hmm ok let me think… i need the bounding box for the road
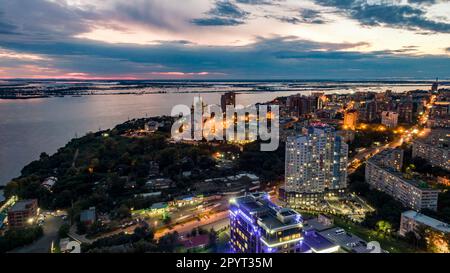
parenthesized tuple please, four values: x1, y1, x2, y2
(10, 215, 63, 253)
(200, 216, 230, 232)
(154, 210, 229, 239)
(348, 94, 435, 175)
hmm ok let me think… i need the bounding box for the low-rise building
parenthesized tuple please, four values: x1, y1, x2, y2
(145, 178, 174, 190)
(180, 234, 210, 251)
(427, 117, 450, 128)
(144, 120, 160, 132)
(437, 176, 450, 186)
(7, 199, 39, 229)
(80, 207, 96, 226)
(319, 227, 375, 253)
(150, 202, 168, 214)
(171, 195, 204, 207)
(41, 177, 57, 191)
(399, 210, 450, 237)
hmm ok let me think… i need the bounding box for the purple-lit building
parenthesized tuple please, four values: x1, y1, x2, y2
(229, 192, 339, 253)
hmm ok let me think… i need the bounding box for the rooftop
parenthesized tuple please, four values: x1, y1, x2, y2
(80, 207, 96, 222)
(232, 192, 302, 231)
(303, 230, 339, 253)
(402, 210, 450, 233)
(180, 234, 210, 249)
(150, 202, 168, 210)
(9, 199, 37, 212)
(319, 227, 372, 253)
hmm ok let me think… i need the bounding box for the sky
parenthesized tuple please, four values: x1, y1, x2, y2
(0, 0, 449, 80)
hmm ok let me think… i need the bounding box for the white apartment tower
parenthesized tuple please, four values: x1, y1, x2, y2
(284, 124, 348, 206)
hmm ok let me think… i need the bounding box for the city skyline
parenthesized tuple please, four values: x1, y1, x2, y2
(0, 0, 449, 257)
(0, 0, 450, 80)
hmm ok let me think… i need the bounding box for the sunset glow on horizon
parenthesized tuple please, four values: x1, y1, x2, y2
(0, 0, 449, 79)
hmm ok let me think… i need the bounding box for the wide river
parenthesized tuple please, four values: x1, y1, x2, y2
(0, 83, 437, 187)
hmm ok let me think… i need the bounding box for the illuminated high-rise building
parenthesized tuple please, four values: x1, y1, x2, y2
(287, 95, 318, 118)
(398, 101, 414, 123)
(431, 78, 439, 92)
(359, 100, 377, 122)
(283, 124, 348, 207)
(229, 192, 339, 253)
(343, 109, 358, 130)
(220, 92, 236, 113)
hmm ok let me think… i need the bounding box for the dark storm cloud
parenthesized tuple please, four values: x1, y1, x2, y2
(314, 0, 450, 33)
(192, 0, 249, 26)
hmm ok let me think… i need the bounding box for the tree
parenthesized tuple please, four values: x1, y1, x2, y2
(425, 229, 450, 253)
(376, 220, 392, 236)
(208, 228, 218, 251)
(133, 239, 157, 253)
(115, 204, 131, 220)
(157, 232, 180, 252)
(190, 228, 198, 237)
(59, 223, 71, 238)
(76, 221, 87, 235)
(0, 227, 43, 253)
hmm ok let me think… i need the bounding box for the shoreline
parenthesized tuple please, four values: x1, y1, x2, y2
(0, 86, 440, 186)
(0, 87, 443, 100)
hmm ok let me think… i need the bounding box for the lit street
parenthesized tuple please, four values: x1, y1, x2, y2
(155, 210, 229, 239)
(9, 215, 63, 253)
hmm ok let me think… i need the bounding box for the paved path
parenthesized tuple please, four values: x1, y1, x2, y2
(10, 215, 63, 253)
(155, 211, 229, 239)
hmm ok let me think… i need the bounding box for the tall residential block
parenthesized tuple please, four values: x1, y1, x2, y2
(366, 149, 439, 211)
(284, 124, 348, 207)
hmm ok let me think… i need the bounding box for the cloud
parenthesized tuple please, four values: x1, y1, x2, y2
(0, 11, 19, 35)
(0, 1, 448, 79)
(1, 35, 448, 79)
(191, 17, 245, 26)
(407, 0, 437, 4)
(314, 0, 450, 33)
(192, 0, 249, 26)
(110, 0, 189, 31)
(272, 9, 328, 25)
(0, 0, 193, 41)
(236, 0, 278, 4)
(0, 0, 97, 40)
(0, 48, 49, 61)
